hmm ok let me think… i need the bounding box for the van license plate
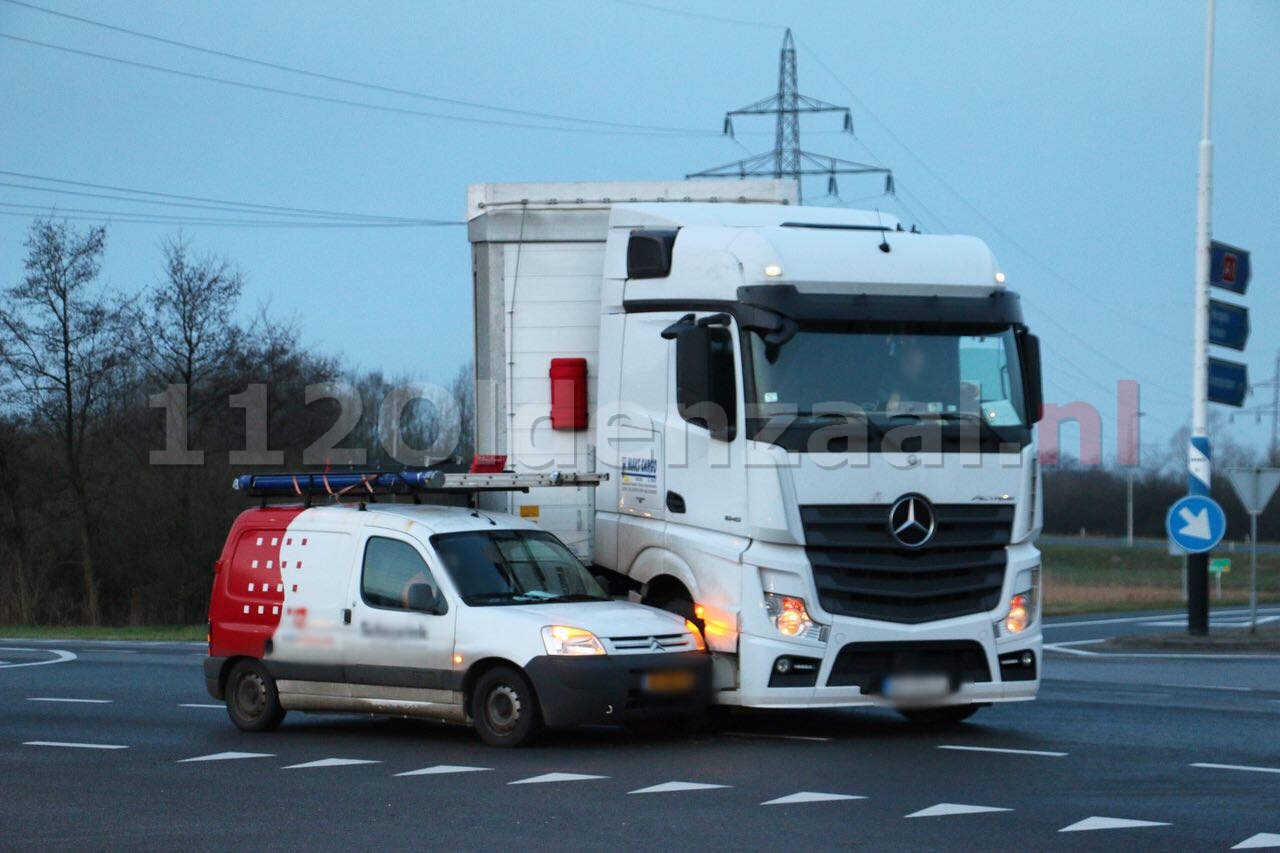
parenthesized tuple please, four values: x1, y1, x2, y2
(644, 670, 696, 694)
(883, 674, 951, 700)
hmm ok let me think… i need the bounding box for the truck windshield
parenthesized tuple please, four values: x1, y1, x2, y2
(747, 323, 1029, 451)
(431, 530, 608, 606)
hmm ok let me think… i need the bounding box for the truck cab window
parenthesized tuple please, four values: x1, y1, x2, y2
(361, 537, 443, 612)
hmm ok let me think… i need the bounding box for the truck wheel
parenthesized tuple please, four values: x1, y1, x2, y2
(472, 666, 542, 748)
(225, 659, 286, 732)
(899, 704, 980, 726)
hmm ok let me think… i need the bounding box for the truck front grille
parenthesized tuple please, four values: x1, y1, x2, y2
(801, 503, 1013, 624)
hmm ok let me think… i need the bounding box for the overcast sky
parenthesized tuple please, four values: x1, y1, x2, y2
(1, 0, 1275, 466)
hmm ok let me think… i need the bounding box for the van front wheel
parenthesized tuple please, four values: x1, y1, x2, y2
(472, 666, 541, 748)
(226, 659, 286, 732)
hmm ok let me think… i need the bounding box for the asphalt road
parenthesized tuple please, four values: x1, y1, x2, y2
(3, 608, 1278, 852)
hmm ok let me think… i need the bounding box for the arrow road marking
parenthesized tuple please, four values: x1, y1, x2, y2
(906, 803, 1012, 818)
(1234, 833, 1280, 850)
(508, 772, 608, 785)
(179, 752, 274, 763)
(24, 741, 127, 750)
(1192, 763, 1280, 775)
(629, 781, 730, 794)
(762, 792, 865, 805)
(282, 758, 379, 769)
(1060, 817, 1170, 832)
(1178, 507, 1212, 540)
(396, 765, 492, 777)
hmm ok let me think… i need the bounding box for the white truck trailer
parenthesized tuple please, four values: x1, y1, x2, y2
(468, 179, 1044, 723)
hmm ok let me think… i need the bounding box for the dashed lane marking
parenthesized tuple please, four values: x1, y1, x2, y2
(906, 803, 1011, 818)
(282, 758, 379, 769)
(26, 697, 112, 704)
(179, 752, 274, 763)
(0, 648, 76, 669)
(1060, 817, 1170, 832)
(509, 773, 608, 785)
(1159, 684, 1255, 692)
(1192, 762, 1280, 775)
(937, 745, 1068, 757)
(762, 792, 865, 805)
(179, 703, 223, 709)
(723, 731, 831, 743)
(629, 781, 730, 794)
(396, 765, 492, 777)
(23, 741, 127, 750)
(1234, 833, 1280, 850)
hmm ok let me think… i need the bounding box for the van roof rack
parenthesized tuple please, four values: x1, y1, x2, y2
(233, 470, 607, 507)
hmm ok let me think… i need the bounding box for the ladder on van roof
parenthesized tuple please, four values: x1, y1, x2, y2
(232, 470, 607, 506)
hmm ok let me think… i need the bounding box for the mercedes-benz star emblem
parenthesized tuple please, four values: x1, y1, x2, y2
(889, 495, 936, 548)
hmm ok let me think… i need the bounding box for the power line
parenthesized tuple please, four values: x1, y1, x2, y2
(0, 0, 716, 137)
(608, 0, 783, 30)
(0, 201, 461, 229)
(0, 32, 712, 139)
(0, 170, 454, 223)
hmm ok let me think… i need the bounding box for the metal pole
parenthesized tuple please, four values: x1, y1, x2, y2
(1127, 468, 1135, 547)
(1187, 0, 1215, 636)
(1250, 511, 1258, 633)
(1272, 350, 1279, 465)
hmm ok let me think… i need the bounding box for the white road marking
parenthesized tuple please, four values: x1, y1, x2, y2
(937, 745, 1068, 757)
(906, 803, 1012, 818)
(179, 752, 274, 763)
(1234, 832, 1280, 850)
(24, 741, 127, 750)
(762, 791, 865, 805)
(629, 781, 730, 794)
(1159, 684, 1254, 692)
(1044, 640, 1280, 661)
(1047, 607, 1280, 629)
(0, 648, 77, 669)
(724, 731, 831, 743)
(26, 697, 112, 704)
(396, 765, 492, 777)
(508, 772, 608, 785)
(179, 703, 224, 709)
(1191, 762, 1280, 775)
(1059, 816, 1169, 832)
(282, 758, 379, 769)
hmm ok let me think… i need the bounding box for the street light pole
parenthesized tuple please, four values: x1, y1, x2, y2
(1126, 411, 1146, 547)
(1186, 0, 1215, 636)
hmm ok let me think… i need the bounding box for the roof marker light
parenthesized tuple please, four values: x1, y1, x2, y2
(995, 271, 1006, 284)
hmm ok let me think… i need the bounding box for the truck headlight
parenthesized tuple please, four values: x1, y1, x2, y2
(541, 625, 606, 656)
(998, 568, 1040, 635)
(764, 593, 823, 641)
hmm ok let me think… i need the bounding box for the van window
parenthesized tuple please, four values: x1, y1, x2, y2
(361, 537, 444, 612)
(431, 530, 607, 606)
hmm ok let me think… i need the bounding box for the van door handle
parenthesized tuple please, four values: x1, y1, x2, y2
(342, 608, 352, 625)
(666, 491, 686, 514)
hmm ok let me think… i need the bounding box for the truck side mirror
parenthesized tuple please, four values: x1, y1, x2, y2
(1019, 332, 1043, 424)
(405, 583, 443, 614)
(674, 324, 737, 442)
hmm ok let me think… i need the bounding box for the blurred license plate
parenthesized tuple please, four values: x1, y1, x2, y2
(644, 670, 696, 694)
(883, 674, 951, 700)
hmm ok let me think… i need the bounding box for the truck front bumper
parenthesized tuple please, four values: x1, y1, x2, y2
(723, 619, 1040, 709)
(523, 650, 710, 728)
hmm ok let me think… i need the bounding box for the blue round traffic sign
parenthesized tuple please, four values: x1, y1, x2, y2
(1166, 495, 1227, 553)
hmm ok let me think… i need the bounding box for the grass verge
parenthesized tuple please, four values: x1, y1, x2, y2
(0, 625, 205, 642)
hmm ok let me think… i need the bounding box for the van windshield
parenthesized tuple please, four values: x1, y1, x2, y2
(431, 530, 608, 606)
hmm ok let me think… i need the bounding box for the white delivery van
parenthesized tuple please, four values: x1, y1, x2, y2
(204, 471, 709, 747)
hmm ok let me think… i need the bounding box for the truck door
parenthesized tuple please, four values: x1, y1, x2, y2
(343, 532, 459, 706)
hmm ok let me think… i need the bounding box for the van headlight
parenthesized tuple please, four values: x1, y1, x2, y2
(542, 625, 606, 656)
(764, 593, 823, 641)
(998, 567, 1040, 635)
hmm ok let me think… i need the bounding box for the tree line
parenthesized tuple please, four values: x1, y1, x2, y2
(0, 220, 473, 626)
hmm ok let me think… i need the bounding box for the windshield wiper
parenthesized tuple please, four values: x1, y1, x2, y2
(465, 591, 539, 604)
(541, 593, 609, 603)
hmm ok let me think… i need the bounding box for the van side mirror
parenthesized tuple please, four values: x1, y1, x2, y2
(1019, 331, 1043, 424)
(673, 323, 737, 442)
(405, 583, 443, 614)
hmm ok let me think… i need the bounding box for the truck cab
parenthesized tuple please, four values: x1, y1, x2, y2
(205, 473, 709, 746)
(470, 181, 1043, 723)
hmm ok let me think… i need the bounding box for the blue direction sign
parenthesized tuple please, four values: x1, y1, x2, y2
(1167, 495, 1226, 553)
(1210, 241, 1251, 295)
(1207, 357, 1249, 407)
(1208, 299, 1250, 351)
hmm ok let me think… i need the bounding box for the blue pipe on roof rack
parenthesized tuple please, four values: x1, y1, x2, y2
(232, 470, 445, 497)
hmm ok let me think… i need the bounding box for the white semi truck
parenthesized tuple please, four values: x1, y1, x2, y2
(468, 179, 1044, 723)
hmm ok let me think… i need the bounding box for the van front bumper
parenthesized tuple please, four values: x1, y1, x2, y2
(523, 651, 710, 728)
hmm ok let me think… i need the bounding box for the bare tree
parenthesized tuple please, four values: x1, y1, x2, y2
(0, 220, 130, 624)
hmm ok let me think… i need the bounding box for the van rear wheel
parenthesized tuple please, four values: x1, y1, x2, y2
(226, 659, 286, 732)
(472, 666, 541, 748)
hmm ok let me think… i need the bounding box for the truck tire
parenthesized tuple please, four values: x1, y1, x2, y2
(898, 704, 981, 726)
(225, 659, 286, 732)
(472, 666, 542, 748)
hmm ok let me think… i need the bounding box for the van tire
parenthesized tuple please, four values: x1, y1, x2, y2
(898, 704, 980, 726)
(472, 666, 541, 748)
(225, 659, 286, 732)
